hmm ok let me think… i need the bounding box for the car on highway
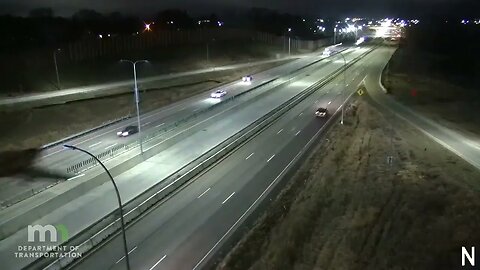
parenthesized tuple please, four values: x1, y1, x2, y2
(117, 125, 139, 137)
(242, 75, 253, 82)
(210, 90, 227, 98)
(315, 107, 328, 117)
(322, 49, 331, 57)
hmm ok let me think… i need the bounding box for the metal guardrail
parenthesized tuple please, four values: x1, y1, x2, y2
(64, 49, 350, 175)
(28, 47, 375, 270)
(1, 48, 343, 211)
(41, 47, 344, 152)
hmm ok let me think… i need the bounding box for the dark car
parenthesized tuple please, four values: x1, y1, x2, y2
(315, 107, 328, 117)
(117, 125, 139, 137)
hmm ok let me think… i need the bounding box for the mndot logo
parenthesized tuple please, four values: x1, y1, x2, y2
(28, 224, 69, 243)
(15, 224, 80, 259)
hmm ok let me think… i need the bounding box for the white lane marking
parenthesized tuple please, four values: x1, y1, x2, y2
(156, 123, 165, 128)
(67, 174, 85, 181)
(295, 130, 301, 136)
(245, 153, 254, 160)
(148, 254, 167, 270)
(222, 192, 235, 204)
(142, 122, 151, 126)
(198, 188, 211, 199)
(277, 129, 283, 134)
(88, 141, 102, 148)
(193, 108, 201, 112)
(192, 147, 302, 270)
(42, 149, 63, 158)
(327, 101, 332, 105)
(115, 246, 137, 264)
(299, 112, 303, 116)
(267, 154, 275, 162)
(105, 143, 118, 150)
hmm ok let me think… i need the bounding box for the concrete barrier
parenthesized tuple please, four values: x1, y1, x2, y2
(28, 47, 376, 270)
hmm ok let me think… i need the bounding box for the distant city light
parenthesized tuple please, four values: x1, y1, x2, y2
(144, 23, 152, 32)
(98, 34, 103, 39)
(217, 21, 224, 27)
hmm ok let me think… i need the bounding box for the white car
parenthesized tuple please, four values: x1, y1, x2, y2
(322, 49, 331, 57)
(210, 90, 227, 98)
(242, 75, 253, 82)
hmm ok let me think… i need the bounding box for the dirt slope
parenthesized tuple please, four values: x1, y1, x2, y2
(219, 96, 480, 270)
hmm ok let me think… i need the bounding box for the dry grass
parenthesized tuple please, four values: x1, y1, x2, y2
(0, 62, 285, 151)
(219, 97, 480, 270)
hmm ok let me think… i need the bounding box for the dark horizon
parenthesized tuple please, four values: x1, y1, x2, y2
(1, 0, 479, 19)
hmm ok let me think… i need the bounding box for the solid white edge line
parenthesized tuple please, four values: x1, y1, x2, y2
(148, 254, 167, 270)
(198, 188, 211, 199)
(245, 153, 254, 160)
(267, 154, 275, 162)
(156, 123, 165, 128)
(67, 174, 85, 181)
(192, 63, 362, 269)
(277, 129, 283, 134)
(295, 130, 301, 136)
(222, 192, 235, 204)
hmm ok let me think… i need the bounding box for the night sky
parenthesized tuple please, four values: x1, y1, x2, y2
(0, 0, 479, 18)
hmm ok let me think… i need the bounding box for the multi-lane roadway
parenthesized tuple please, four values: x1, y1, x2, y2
(0, 44, 372, 269)
(0, 48, 346, 205)
(72, 45, 379, 270)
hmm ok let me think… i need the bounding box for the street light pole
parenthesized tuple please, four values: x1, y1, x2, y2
(63, 144, 131, 270)
(333, 26, 337, 44)
(53, 49, 61, 89)
(337, 52, 347, 125)
(121, 59, 148, 154)
(287, 28, 292, 56)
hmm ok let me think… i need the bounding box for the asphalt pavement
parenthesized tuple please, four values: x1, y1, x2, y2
(71, 47, 377, 270)
(0, 48, 347, 205)
(364, 47, 480, 170)
(0, 46, 371, 269)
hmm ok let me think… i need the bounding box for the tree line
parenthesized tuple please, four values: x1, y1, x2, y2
(0, 7, 328, 52)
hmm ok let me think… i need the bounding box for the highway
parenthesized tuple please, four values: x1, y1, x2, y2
(0, 47, 344, 205)
(0, 55, 308, 107)
(0, 46, 371, 269)
(364, 47, 480, 170)
(70, 47, 379, 270)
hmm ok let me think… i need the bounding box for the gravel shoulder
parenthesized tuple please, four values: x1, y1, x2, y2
(218, 96, 480, 270)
